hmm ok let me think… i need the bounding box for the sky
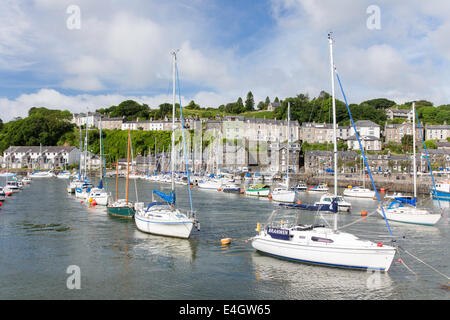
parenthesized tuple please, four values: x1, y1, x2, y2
(0, 0, 449, 122)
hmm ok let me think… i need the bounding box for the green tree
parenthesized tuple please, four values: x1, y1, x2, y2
(257, 101, 265, 110)
(186, 100, 200, 110)
(360, 98, 396, 109)
(401, 134, 413, 152)
(264, 96, 271, 108)
(245, 91, 255, 112)
(424, 140, 438, 149)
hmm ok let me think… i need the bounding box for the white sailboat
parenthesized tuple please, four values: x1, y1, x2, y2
(377, 102, 441, 226)
(251, 34, 396, 271)
(272, 102, 296, 203)
(134, 50, 199, 239)
(87, 118, 110, 206)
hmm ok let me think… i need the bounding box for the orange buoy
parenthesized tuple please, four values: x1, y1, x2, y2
(296, 200, 302, 205)
(80, 201, 84, 204)
(217, 188, 222, 192)
(377, 242, 383, 247)
(361, 210, 368, 216)
(268, 194, 272, 199)
(220, 238, 231, 245)
(380, 188, 385, 193)
(92, 201, 97, 206)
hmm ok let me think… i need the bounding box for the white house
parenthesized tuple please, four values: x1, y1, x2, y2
(72, 112, 102, 128)
(3, 146, 80, 169)
(425, 123, 450, 141)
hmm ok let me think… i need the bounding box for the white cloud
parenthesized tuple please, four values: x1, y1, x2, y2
(0, 0, 449, 123)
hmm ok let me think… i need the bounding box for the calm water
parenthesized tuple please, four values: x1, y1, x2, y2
(0, 177, 449, 300)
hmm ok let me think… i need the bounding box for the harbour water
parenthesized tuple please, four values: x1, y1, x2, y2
(0, 178, 448, 300)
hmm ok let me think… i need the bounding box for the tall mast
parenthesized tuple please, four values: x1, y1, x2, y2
(84, 126, 87, 178)
(78, 125, 82, 179)
(413, 102, 417, 200)
(287, 101, 290, 188)
(99, 118, 103, 181)
(126, 128, 130, 205)
(328, 33, 338, 231)
(115, 156, 118, 202)
(171, 51, 177, 192)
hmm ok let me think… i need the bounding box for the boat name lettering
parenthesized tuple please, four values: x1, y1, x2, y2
(267, 227, 290, 240)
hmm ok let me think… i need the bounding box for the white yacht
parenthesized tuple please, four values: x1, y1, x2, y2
(343, 186, 375, 199)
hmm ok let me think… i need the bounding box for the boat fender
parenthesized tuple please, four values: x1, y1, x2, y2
(256, 223, 260, 232)
(377, 243, 383, 247)
(361, 210, 368, 216)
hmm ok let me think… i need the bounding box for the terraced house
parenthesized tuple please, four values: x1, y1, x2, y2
(2, 146, 80, 169)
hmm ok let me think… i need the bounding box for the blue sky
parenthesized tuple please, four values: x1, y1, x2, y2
(0, 0, 449, 121)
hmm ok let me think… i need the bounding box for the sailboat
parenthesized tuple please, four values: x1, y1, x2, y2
(107, 128, 135, 217)
(87, 119, 110, 206)
(134, 50, 199, 239)
(271, 102, 296, 203)
(376, 102, 441, 226)
(251, 34, 396, 271)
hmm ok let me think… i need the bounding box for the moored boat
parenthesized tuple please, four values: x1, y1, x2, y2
(245, 184, 270, 197)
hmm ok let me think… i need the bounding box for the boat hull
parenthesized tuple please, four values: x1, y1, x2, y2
(430, 190, 450, 201)
(252, 235, 395, 271)
(272, 191, 296, 203)
(343, 189, 375, 198)
(134, 214, 193, 239)
(107, 206, 135, 217)
(245, 189, 270, 197)
(377, 208, 441, 226)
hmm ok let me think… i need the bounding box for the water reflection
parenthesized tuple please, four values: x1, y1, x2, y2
(132, 230, 198, 265)
(251, 252, 394, 300)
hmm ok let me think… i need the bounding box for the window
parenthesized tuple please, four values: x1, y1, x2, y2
(311, 236, 333, 243)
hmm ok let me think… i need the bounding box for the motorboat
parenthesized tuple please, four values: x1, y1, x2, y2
(291, 182, 307, 191)
(57, 171, 71, 179)
(343, 186, 375, 199)
(245, 184, 270, 197)
(29, 171, 55, 178)
(5, 181, 20, 193)
(222, 183, 241, 193)
(307, 184, 329, 193)
(315, 194, 351, 212)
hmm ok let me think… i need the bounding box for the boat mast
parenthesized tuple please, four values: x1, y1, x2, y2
(78, 125, 82, 179)
(99, 118, 103, 181)
(84, 120, 88, 179)
(287, 101, 290, 188)
(115, 155, 118, 202)
(171, 51, 177, 193)
(329, 33, 338, 231)
(126, 128, 130, 205)
(412, 101, 417, 200)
